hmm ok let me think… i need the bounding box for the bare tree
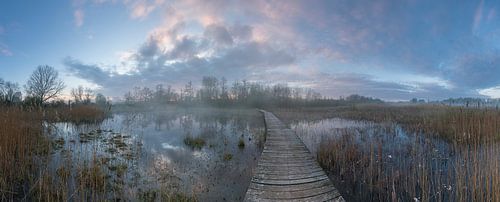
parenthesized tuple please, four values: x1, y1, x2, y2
(183, 81, 194, 102)
(84, 88, 94, 103)
(71, 86, 84, 103)
(201, 76, 219, 101)
(0, 78, 5, 101)
(220, 77, 228, 101)
(3, 82, 21, 103)
(25, 65, 65, 105)
(0, 77, 22, 104)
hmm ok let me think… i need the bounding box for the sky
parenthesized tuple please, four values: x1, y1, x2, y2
(1, 0, 500, 101)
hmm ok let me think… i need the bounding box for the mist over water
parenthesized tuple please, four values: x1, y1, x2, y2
(48, 107, 265, 201)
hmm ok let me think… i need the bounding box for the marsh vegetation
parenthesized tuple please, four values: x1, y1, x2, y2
(3, 66, 500, 201)
(274, 104, 500, 201)
(0, 106, 265, 201)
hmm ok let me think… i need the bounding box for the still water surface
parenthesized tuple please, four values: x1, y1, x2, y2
(49, 107, 265, 201)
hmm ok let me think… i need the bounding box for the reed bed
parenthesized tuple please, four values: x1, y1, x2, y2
(274, 104, 500, 144)
(277, 105, 500, 201)
(45, 105, 108, 124)
(0, 105, 196, 201)
(0, 106, 112, 201)
(0, 107, 48, 200)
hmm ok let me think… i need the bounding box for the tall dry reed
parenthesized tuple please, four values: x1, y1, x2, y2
(279, 105, 500, 201)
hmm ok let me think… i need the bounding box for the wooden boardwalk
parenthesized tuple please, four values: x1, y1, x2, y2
(244, 111, 344, 202)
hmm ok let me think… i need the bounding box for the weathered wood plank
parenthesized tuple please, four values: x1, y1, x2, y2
(249, 179, 331, 191)
(244, 110, 344, 202)
(253, 170, 327, 180)
(247, 185, 341, 200)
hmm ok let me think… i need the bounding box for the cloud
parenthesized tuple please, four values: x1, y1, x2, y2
(130, 0, 165, 19)
(318, 75, 478, 101)
(74, 9, 85, 27)
(65, 0, 500, 100)
(250, 71, 479, 101)
(131, 2, 155, 19)
(473, 0, 484, 33)
(64, 57, 110, 82)
(204, 24, 233, 46)
(65, 21, 296, 96)
(0, 43, 13, 56)
(443, 52, 500, 89)
(72, 0, 165, 20)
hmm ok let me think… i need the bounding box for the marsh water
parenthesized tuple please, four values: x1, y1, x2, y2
(44, 108, 500, 201)
(288, 118, 500, 201)
(47, 107, 265, 201)
(291, 118, 452, 159)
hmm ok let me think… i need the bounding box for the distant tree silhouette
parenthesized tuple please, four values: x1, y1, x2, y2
(71, 85, 85, 103)
(25, 65, 65, 105)
(118, 76, 384, 108)
(0, 79, 21, 104)
(95, 93, 108, 107)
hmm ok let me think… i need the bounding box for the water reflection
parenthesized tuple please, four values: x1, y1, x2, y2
(290, 118, 500, 201)
(50, 107, 265, 201)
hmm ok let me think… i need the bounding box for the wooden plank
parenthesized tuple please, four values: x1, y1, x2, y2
(251, 175, 330, 185)
(244, 110, 344, 202)
(249, 178, 332, 191)
(255, 167, 323, 175)
(253, 170, 327, 180)
(248, 185, 341, 200)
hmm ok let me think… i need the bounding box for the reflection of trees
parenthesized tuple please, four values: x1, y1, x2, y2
(231, 115, 249, 136)
(180, 113, 194, 135)
(188, 109, 266, 147)
(154, 111, 178, 131)
(121, 112, 139, 130)
(194, 110, 221, 140)
(119, 108, 266, 148)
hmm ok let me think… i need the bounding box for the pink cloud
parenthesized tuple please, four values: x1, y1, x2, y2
(0, 44, 13, 56)
(74, 9, 84, 27)
(473, 0, 484, 33)
(130, 0, 165, 19)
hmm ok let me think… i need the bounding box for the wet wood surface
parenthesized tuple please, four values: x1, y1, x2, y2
(244, 110, 344, 202)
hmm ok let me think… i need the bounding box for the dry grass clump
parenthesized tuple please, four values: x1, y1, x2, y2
(183, 136, 206, 149)
(45, 105, 108, 124)
(238, 138, 245, 148)
(138, 187, 198, 202)
(75, 157, 108, 200)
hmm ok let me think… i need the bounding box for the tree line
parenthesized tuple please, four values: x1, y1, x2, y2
(122, 76, 383, 107)
(1, 66, 382, 109)
(0, 65, 109, 108)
